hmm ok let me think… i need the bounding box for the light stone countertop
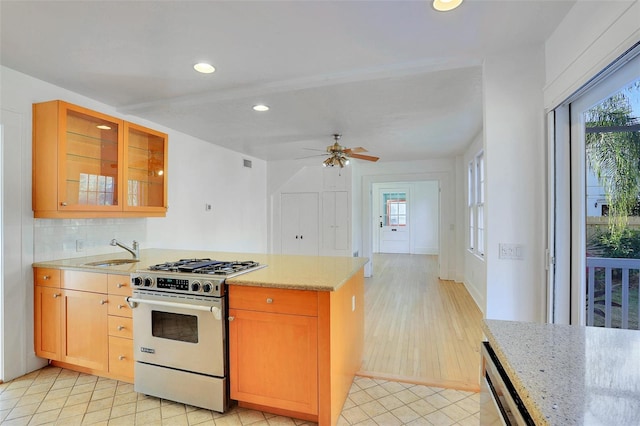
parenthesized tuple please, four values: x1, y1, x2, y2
(33, 248, 368, 291)
(483, 319, 640, 426)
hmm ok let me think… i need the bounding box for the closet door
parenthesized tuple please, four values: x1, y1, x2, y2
(322, 191, 350, 255)
(281, 193, 319, 255)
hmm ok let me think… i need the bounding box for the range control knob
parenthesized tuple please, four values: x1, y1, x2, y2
(143, 277, 153, 287)
(191, 281, 201, 292)
(202, 282, 213, 293)
(132, 276, 143, 287)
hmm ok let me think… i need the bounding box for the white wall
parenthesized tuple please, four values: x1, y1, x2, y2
(483, 46, 547, 323)
(0, 66, 268, 381)
(459, 132, 486, 313)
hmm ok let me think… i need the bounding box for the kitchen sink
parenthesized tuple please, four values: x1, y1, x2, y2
(84, 259, 140, 267)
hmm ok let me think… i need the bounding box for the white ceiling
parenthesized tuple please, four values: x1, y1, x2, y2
(0, 0, 576, 162)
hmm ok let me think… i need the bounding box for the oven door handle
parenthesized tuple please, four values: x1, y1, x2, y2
(126, 297, 222, 320)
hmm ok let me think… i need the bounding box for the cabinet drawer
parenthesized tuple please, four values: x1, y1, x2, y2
(229, 286, 318, 316)
(109, 336, 133, 378)
(108, 274, 132, 296)
(108, 316, 133, 339)
(34, 268, 61, 288)
(108, 294, 132, 318)
(63, 270, 108, 293)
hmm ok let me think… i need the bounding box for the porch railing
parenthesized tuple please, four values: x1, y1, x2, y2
(586, 257, 640, 329)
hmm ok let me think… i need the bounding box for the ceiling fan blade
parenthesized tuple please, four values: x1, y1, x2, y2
(302, 148, 326, 152)
(344, 146, 368, 153)
(348, 153, 379, 162)
(296, 154, 328, 159)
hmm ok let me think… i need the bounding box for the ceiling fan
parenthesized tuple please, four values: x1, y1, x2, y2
(311, 134, 379, 168)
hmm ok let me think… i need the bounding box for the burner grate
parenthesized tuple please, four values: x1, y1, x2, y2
(148, 259, 261, 275)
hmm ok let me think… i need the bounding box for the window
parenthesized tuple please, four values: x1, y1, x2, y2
(477, 153, 485, 256)
(468, 152, 485, 256)
(383, 192, 407, 226)
(468, 161, 474, 250)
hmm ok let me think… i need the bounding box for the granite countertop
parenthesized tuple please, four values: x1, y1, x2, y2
(483, 319, 640, 426)
(33, 248, 368, 291)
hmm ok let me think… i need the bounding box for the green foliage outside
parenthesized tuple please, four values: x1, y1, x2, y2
(585, 81, 640, 242)
(585, 80, 640, 329)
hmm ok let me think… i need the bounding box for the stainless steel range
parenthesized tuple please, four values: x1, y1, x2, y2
(128, 258, 265, 412)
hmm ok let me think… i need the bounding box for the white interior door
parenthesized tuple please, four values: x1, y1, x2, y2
(377, 189, 410, 253)
(281, 192, 319, 255)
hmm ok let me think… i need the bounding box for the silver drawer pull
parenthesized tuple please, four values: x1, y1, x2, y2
(117, 325, 125, 331)
(60, 202, 67, 207)
(53, 293, 60, 298)
(118, 304, 125, 309)
(118, 355, 125, 361)
(228, 316, 235, 321)
(117, 283, 126, 288)
(42, 275, 50, 280)
(100, 300, 107, 305)
(266, 298, 273, 304)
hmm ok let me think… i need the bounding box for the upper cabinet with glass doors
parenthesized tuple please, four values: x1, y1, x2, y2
(33, 100, 168, 218)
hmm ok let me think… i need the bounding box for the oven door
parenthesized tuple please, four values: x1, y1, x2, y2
(128, 290, 225, 377)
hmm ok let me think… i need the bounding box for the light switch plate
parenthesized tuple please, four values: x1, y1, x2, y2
(499, 243, 524, 260)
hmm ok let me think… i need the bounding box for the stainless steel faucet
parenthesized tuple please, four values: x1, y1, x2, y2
(111, 239, 139, 259)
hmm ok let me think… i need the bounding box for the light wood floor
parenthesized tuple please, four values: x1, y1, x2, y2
(358, 253, 483, 392)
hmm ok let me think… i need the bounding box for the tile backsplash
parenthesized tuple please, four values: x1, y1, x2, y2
(34, 218, 147, 262)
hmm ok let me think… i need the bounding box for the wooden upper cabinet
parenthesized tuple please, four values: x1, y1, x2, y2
(123, 122, 168, 213)
(32, 100, 167, 218)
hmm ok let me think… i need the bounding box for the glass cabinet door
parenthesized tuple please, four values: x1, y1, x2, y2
(61, 106, 123, 211)
(124, 122, 167, 212)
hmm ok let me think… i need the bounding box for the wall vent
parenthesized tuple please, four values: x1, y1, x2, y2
(243, 159, 252, 168)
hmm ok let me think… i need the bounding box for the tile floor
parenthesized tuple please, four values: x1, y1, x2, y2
(0, 367, 480, 425)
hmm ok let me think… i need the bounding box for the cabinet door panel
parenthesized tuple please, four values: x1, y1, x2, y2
(62, 289, 109, 370)
(34, 286, 62, 360)
(123, 122, 168, 212)
(229, 309, 318, 415)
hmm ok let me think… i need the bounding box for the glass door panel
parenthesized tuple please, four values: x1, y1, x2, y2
(124, 123, 167, 211)
(582, 78, 640, 330)
(63, 108, 120, 209)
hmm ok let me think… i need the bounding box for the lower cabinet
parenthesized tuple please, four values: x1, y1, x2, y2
(228, 270, 365, 426)
(33, 268, 134, 383)
(229, 285, 322, 421)
(229, 308, 318, 415)
(34, 285, 62, 360)
(61, 288, 109, 371)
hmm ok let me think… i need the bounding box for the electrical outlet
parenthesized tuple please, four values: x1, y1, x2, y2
(499, 243, 524, 260)
(205, 204, 212, 211)
(76, 239, 84, 252)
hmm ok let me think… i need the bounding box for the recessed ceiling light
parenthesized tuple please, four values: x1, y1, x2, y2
(253, 104, 270, 112)
(96, 125, 111, 130)
(194, 63, 216, 74)
(433, 0, 463, 12)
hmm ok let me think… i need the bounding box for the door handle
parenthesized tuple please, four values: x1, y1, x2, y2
(380, 221, 383, 228)
(392, 228, 397, 231)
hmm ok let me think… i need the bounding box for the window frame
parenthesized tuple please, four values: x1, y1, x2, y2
(468, 151, 485, 257)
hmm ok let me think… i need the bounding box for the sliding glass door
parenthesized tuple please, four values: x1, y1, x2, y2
(554, 52, 640, 329)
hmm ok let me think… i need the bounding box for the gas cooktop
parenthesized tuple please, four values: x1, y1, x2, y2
(148, 258, 262, 275)
(132, 258, 266, 297)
